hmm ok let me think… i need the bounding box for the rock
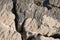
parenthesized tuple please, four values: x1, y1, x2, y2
(49, 0, 60, 7)
(0, 0, 22, 40)
(0, 0, 13, 12)
(40, 36, 60, 40)
(0, 0, 16, 31)
(16, 0, 48, 32)
(14, 0, 60, 40)
(0, 10, 16, 31)
(29, 35, 60, 40)
(0, 21, 22, 40)
(38, 15, 60, 36)
(24, 18, 38, 37)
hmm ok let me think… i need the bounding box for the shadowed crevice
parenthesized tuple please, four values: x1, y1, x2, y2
(12, 0, 19, 31)
(20, 18, 27, 40)
(43, 0, 52, 10)
(50, 34, 60, 39)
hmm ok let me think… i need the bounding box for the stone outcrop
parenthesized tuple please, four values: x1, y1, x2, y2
(0, 0, 60, 40)
(16, 0, 60, 40)
(0, 0, 22, 40)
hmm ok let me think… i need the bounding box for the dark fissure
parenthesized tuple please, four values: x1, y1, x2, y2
(20, 19, 27, 40)
(50, 34, 60, 39)
(43, 0, 52, 10)
(12, 0, 18, 31)
(12, 0, 27, 40)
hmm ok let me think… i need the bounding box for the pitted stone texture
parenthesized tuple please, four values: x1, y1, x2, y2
(0, 22, 22, 40)
(49, 0, 60, 7)
(0, 10, 15, 31)
(0, 0, 15, 31)
(40, 36, 60, 40)
(39, 15, 60, 36)
(16, 0, 48, 31)
(31, 36, 60, 40)
(0, 10, 15, 25)
(0, 0, 13, 11)
(24, 18, 38, 37)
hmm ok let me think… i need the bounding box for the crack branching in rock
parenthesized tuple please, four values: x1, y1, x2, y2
(12, 0, 60, 40)
(20, 19, 27, 40)
(12, 0, 27, 40)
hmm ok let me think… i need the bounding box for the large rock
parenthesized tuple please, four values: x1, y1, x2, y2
(40, 36, 60, 40)
(38, 15, 60, 36)
(24, 18, 38, 38)
(16, 0, 60, 40)
(0, 10, 15, 31)
(0, 0, 13, 11)
(49, 0, 60, 7)
(0, 0, 22, 40)
(0, 21, 22, 40)
(0, 0, 16, 31)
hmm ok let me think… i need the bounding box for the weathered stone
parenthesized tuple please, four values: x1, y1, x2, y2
(0, 0, 22, 40)
(49, 0, 60, 7)
(38, 15, 60, 36)
(14, 0, 60, 40)
(0, 10, 15, 31)
(24, 18, 38, 37)
(0, 0, 16, 31)
(0, 0, 13, 12)
(40, 36, 60, 40)
(30, 35, 60, 40)
(0, 21, 22, 40)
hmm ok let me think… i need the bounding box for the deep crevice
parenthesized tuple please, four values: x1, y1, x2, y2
(12, 0, 18, 31)
(20, 18, 27, 40)
(20, 19, 27, 40)
(35, 1, 41, 6)
(37, 34, 60, 39)
(43, 34, 60, 39)
(43, 0, 52, 10)
(50, 34, 60, 39)
(12, 0, 27, 40)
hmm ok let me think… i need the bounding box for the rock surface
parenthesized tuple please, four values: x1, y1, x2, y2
(0, 0, 60, 40)
(0, 21, 22, 40)
(16, 0, 60, 40)
(0, 0, 22, 40)
(31, 36, 60, 40)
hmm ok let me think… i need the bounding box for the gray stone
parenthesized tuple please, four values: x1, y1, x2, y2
(0, 21, 22, 40)
(0, 0, 13, 12)
(49, 0, 60, 7)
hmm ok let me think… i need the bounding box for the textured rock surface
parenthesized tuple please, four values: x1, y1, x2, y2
(0, 0, 60, 40)
(16, 0, 60, 40)
(0, 21, 22, 40)
(0, 0, 15, 31)
(49, 0, 60, 7)
(0, 0, 22, 40)
(31, 36, 60, 40)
